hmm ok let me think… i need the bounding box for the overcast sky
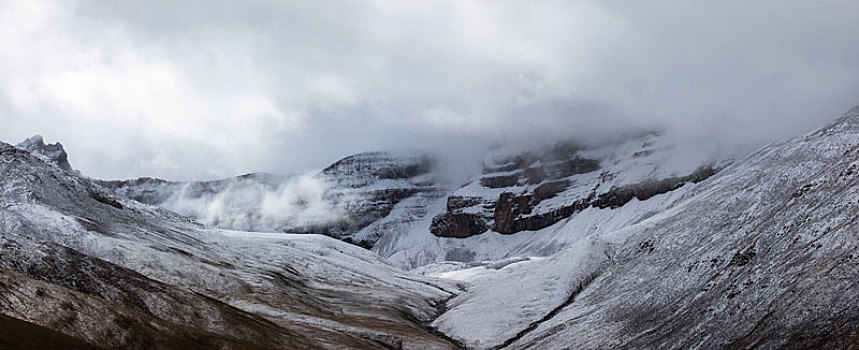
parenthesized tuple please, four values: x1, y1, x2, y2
(2, 0, 859, 180)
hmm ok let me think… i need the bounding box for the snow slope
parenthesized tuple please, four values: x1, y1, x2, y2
(433, 105, 859, 349)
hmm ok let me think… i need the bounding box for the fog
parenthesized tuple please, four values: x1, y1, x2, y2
(159, 173, 361, 232)
(1, 0, 858, 180)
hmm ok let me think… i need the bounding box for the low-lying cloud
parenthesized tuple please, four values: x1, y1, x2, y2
(1, 0, 858, 180)
(162, 173, 360, 232)
(259, 175, 358, 230)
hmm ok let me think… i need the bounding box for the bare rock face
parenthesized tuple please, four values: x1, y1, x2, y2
(430, 212, 489, 238)
(480, 172, 521, 188)
(432, 135, 721, 238)
(493, 194, 590, 234)
(432, 144, 606, 238)
(16, 135, 73, 172)
(493, 166, 717, 234)
(429, 195, 495, 238)
(479, 151, 600, 188)
(591, 165, 718, 209)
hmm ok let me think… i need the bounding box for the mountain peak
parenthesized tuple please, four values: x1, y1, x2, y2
(16, 135, 73, 172)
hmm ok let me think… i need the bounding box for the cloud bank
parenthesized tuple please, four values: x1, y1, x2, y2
(1, 0, 858, 179)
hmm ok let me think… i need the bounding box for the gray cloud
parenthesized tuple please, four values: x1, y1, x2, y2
(1, 0, 858, 180)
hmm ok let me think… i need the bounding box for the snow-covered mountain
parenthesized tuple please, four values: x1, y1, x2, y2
(0, 140, 461, 349)
(5, 105, 859, 349)
(376, 133, 729, 269)
(98, 131, 730, 271)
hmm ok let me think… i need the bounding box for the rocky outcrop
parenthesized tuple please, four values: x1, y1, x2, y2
(494, 196, 590, 234)
(495, 166, 718, 234)
(310, 152, 441, 243)
(432, 137, 721, 238)
(533, 180, 570, 200)
(432, 142, 614, 238)
(16, 135, 73, 172)
(486, 180, 571, 232)
(94, 177, 176, 204)
(430, 196, 495, 238)
(446, 195, 486, 211)
(479, 152, 600, 188)
(591, 165, 718, 209)
(541, 157, 601, 181)
(431, 213, 489, 238)
(435, 164, 720, 237)
(480, 172, 521, 188)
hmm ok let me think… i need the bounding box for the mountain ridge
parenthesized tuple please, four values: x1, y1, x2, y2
(85, 131, 729, 270)
(6, 105, 859, 349)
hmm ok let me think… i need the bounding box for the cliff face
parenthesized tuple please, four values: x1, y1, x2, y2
(430, 144, 609, 238)
(433, 157, 717, 238)
(368, 134, 730, 269)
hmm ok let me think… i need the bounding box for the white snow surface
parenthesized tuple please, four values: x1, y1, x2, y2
(423, 189, 693, 349)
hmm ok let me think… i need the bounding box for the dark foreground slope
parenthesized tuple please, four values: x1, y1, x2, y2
(0, 313, 102, 350)
(0, 143, 460, 349)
